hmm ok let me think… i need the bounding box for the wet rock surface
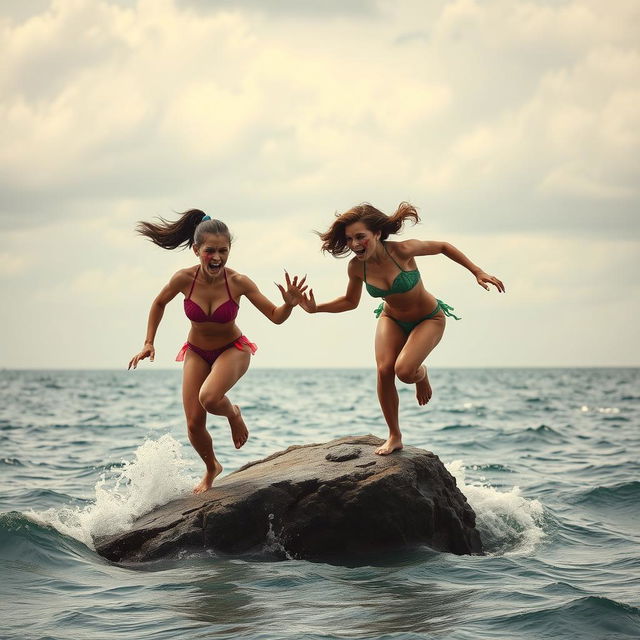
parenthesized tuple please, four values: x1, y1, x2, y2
(94, 435, 483, 562)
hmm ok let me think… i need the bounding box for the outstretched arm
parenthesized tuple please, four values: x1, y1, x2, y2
(300, 260, 363, 313)
(128, 272, 184, 369)
(242, 271, 308, 324)
(400, 239, 505, 293)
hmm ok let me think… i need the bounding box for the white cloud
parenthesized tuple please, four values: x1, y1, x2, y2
(1, 0, 637, 229)
(434, 0, 639, 52)
(0, 252, 27, 276)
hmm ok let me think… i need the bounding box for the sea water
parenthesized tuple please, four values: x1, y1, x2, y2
(1, 368, 638, 639)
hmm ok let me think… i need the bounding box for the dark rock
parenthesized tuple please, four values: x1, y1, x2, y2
(94, 435, 483, 562)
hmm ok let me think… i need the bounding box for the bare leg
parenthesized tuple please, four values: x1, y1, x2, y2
(395, 315, 446, 410)
(373, 316, 407, 455)
(182, 351, 223, 494)
(199, 346, 251, 450)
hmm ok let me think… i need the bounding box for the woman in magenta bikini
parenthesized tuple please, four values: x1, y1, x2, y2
(300, 203, 504, 456)
(128, 210, 306, 493)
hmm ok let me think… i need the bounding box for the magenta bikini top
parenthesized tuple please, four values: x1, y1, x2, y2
(184, 266, 239, 323)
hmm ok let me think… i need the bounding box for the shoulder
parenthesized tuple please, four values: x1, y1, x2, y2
(227, 269, 256, 293)
(170, 265, 198, 283)
(157, 266, 196, 298)
(347, 257, 364, 279)
(388, 239, 423, 259)
(169, 266, 198, 286)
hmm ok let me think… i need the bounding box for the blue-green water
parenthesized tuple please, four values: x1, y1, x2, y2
(1, 368, 639, 639)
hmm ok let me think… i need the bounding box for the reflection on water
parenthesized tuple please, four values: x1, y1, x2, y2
(166, 552, 476, 637)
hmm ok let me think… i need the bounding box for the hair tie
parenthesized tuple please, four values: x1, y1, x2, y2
(201, 214, 211, 222)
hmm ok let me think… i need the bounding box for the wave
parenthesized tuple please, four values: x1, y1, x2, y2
(0, 457, 24, 467)
(574, 481, 640, 509)
(493, 596, 640, 638)
(444, 402, 488, 414)
(503, 424, 569, 445)
(440, 423, 477, 431)
(549, 514, 633, 550)
(29, 435, 196, 549)
(19, 488, 89, 508)
(0, 511, 93, 567)
(445, 460, 545, 555)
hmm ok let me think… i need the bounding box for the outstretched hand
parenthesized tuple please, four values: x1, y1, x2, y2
(128, 344, 155, 370)
(276, 271, 308, 306)
(299, 289, 317, 313)
(476, 271, 505, 293)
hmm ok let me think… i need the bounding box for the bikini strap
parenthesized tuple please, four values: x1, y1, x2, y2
(383, 241, 404, 270)
(223, 268, 233, 299)
(362, 260, 367, 283)
(187, 266, 200, 300)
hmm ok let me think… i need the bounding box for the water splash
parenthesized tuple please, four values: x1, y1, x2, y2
(30, 435, 196, 549)
(263, 513, 294, 560)
(446, 460, 545, 555)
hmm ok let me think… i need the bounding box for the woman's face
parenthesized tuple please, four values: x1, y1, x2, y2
(345, 221, 380, 260)
(193, 233, 230, 277)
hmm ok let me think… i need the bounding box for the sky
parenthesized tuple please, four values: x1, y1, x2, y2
(1, 0, 638, 369)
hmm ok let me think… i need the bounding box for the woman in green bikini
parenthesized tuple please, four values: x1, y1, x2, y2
(300, 202, 504, 455)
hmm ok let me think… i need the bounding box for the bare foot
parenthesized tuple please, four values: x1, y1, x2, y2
(193, 459, 223, 494)
(416, 365, 432, 406)
(375, 435, 404, 455)
(229, 405, 249, 449)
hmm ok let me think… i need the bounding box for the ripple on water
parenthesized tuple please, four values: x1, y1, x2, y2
(1, 368, 639, 640)
(485, 596, 640, 639)
(572, 480, 640, 510)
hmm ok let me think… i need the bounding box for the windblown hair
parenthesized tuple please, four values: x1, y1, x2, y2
(136, 209, 232, 250)
(318, 202, 420, 257)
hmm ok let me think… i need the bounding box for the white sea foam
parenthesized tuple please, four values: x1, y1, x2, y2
(30, 435, 196, 549)
(445, 460, 545, 556)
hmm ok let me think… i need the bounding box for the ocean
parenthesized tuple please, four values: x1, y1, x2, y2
(1, 368, 638, 639)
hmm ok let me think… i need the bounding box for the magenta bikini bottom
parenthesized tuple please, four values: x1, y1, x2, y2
(176, 335, 257, 366)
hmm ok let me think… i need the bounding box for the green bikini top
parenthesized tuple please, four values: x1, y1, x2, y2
(363, 242, 420, 298)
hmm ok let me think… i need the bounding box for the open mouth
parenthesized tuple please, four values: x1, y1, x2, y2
(207, 262, 222, 270)
(353, 248, 366, 257)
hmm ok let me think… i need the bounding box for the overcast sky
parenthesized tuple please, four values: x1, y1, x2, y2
(1, 0, 638, 369)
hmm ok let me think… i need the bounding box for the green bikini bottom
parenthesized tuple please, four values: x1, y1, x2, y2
(374, 299, 461, 335)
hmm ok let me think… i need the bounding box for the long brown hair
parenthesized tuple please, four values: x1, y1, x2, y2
(136, 209, 232, 249)
(318, 202, 420, 257)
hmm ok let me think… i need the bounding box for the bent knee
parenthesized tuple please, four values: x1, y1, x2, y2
(199, 391, 224, 414)
(394, 363, 418, 384)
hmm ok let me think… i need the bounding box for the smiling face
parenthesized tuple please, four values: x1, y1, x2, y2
(193, 233, 230, 277)
(344, 221, 380, 260)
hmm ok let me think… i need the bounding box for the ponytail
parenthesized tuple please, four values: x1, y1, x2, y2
(318, 202, 420, 257)
(136, 209, 232, 249)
